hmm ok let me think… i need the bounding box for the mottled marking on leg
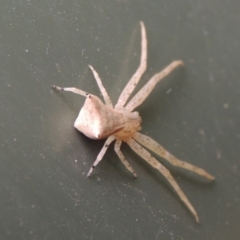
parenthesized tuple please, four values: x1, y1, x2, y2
(116, 21, 147, 108)
(51, 85, 89, 97)
(133, 132, 215, 180)
(127, 138, 199, 222)
(87, 135, 115, 177)
(114, 140, 137, 177)
(88, 65, 113, 108)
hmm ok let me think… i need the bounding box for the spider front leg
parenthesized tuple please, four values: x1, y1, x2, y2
(51, 85, 89, 97)
(88, 65, 113, 108)
(87, 135, 115, 177)
(126, 60, 184, 111)
(127, 138, 199, 222)
(114, 140, 137, 177)
(115, 21, 147, 108)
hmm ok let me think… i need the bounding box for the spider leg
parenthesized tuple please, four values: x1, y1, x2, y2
(114, 140, 137, 177)
(51, 85, 88, 97)
(126, 60, 183, 111)
(133, 132, 215, 180)
(88, 65, 113, 108)
(127, 138, 199, 222)
(115, 21, 147, 108)
(87, 135, 115, 177)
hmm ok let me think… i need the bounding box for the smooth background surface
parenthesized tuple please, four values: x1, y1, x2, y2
(1, 0, 239, 239)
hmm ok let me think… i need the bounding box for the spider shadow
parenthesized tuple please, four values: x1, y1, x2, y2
(52, 89, 85, 114)
(137, 68, 186, 121)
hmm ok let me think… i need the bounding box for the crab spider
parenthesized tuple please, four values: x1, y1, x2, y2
(52, 22, 215, 222)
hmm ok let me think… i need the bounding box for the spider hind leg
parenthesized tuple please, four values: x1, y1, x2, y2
(87, 135, 115, 177)
(114, 140, 137, 177)
(127, 138, 200, 222)
(133, 132, 215, 180)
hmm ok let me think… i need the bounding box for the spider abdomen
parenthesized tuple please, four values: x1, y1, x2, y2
(74, 95, 124, 139)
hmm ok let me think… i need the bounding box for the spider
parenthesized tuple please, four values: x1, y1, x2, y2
(52, 22, 214, 222)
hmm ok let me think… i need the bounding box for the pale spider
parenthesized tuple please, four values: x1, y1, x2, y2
(52, 22, 214, 222)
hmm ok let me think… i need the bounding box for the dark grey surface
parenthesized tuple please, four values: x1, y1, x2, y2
(1, 0, 239, 239)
